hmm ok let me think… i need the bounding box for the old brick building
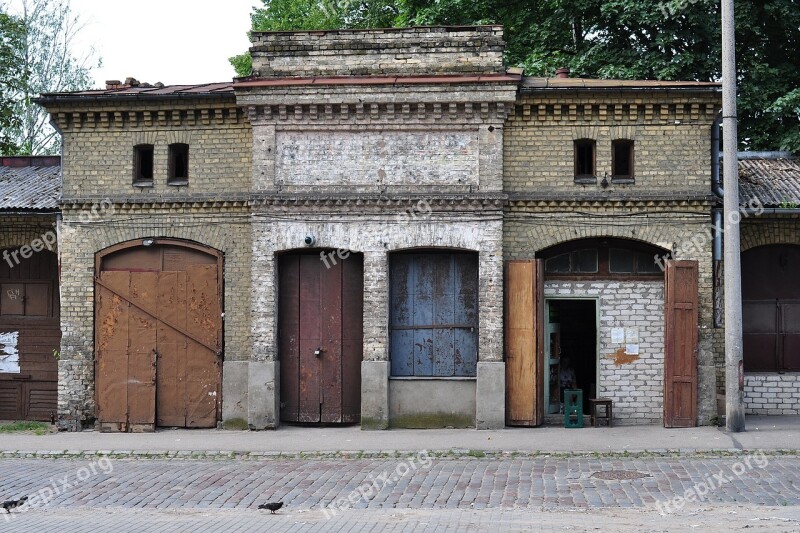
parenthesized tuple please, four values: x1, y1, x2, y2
(0, 156, 62, 422)
(33, 26, 797, 431)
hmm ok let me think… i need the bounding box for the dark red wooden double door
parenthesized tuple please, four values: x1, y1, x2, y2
(278, 252, 363, 424)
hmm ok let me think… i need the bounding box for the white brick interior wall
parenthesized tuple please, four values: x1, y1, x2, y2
(744, 374, 800, 415)
(544, 280, 665, 424)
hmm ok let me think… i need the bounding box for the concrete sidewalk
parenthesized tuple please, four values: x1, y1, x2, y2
(0, 416, 797, 456)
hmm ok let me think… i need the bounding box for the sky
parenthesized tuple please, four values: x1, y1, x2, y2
(38, 0, 261, 88)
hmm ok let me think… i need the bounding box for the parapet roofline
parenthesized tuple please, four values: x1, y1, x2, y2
(250, 24, 503, 36)
(234, 74, 522, 88)
(522, 77, 721, 91)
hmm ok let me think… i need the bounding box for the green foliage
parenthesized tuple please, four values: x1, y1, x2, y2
(233, 0, 800, 152)
(229, 52, 253, 78)
(0, 11, 25, 155)
(2, 0, 99, 155)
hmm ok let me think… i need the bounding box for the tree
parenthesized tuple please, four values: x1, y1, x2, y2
(2, 0, 99, 155)
(233, 0, 800, 153)
(0, 10, 25, 155)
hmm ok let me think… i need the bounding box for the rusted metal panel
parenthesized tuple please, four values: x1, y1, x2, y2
(298, 254, 322, 423)
(320, 258, 343, 423)
(127, 272, 157, 427)
(278, 254, 301, 422)
(95, 271, 131, 428)
(279, 251, 364, 424)
(664, 260, 698, 428)
(184, 265, 220, 428)
(389, 253, 478, 378)
(505, 259, 544, 427)
(156, 271, 187, 427)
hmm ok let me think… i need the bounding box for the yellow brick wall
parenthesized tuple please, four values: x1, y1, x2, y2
(504, 93, 721, 194)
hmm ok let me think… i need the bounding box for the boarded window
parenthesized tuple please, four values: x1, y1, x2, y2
(574, 139, 595, 181)
(133, 144, 154, 186)
(0, 283, 52, 317)
(612, 139, 634, 180)
(168, 143, 189, 186)
(390, 252, 478, 377)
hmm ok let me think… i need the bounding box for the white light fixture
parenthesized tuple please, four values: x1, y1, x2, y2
(142, 238, 155, 246)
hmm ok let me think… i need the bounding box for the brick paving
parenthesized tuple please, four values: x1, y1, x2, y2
(0, 455, 799, 531)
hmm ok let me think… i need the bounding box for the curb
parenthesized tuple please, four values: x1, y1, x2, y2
(1, 448, 798, 460)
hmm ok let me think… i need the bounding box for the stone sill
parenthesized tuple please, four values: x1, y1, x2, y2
(389, 376, 476, 381)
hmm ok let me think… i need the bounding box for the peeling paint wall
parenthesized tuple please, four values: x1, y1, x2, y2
(544, 280, 665, 424)
(0, 331, 20, 373)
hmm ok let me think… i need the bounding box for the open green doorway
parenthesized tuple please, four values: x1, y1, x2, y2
(544, 299, 598, 416)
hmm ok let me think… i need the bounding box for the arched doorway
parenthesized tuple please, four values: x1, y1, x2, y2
(505, 238, 696, 427)
(742, 244, 800, 372)
(0, 249, 59, 421)
(94, 239, 223, 431)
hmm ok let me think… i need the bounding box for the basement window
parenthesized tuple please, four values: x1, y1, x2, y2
(168, 143, 189, 186)
(133, 144, 154, 187)
(574, 139, 596, 183)
(612, 139, 634, 182)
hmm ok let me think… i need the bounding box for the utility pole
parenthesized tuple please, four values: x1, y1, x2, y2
(722, 0, 745, 432)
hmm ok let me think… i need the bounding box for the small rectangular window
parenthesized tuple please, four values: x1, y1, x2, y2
(574, 249, 598, 273)
(612, 140, 634, 180)
(168, 143, 189, 186)
(574, 139, 596, 182)
(133, 144, 154, 186)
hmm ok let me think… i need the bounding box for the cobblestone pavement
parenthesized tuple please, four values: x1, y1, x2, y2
(1, 455, 799, 531)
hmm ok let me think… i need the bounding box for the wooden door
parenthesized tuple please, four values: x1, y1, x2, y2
(664, 260, 699, 428)
(505, 259, 544, 426)
(0, 250, 60, 421)
(279, 252, 363, 424)
(95, 265, 221, 431)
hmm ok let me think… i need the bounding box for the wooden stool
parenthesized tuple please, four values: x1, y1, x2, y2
(589, 398, 613, 427)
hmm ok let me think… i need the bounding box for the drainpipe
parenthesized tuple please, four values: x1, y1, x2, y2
(711, 115, 724, 198)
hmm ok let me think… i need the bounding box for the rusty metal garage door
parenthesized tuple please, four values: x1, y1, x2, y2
(95, 241, 222, 432)
(0, 250, 59, 421)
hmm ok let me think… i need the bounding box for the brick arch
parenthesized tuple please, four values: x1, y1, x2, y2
(741, 220, 800, 252)
(0, 224, 59, 253)
(529, 226, 672, 256)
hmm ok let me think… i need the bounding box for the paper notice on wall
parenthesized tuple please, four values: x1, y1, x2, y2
(624, 327, 639, 344)
(611, 328, 625, 344)
(625, 344, 640, 355)
(0, 332, 20, 373)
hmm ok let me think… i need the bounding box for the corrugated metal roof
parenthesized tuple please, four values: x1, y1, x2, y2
(0, 164, 61, 210)
(36, 82, 234, 102)
(739, 158, 800, 208)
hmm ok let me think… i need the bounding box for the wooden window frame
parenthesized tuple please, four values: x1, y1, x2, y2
(541, 239, 665, 281)
(574, 139, 596, 184)
(611, 139, 635, 183)
(167, 143, 189, 186)
(133, 144, 154, 187)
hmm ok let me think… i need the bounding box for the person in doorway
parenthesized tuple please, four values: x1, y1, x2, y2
(559, 356, 577, 413)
